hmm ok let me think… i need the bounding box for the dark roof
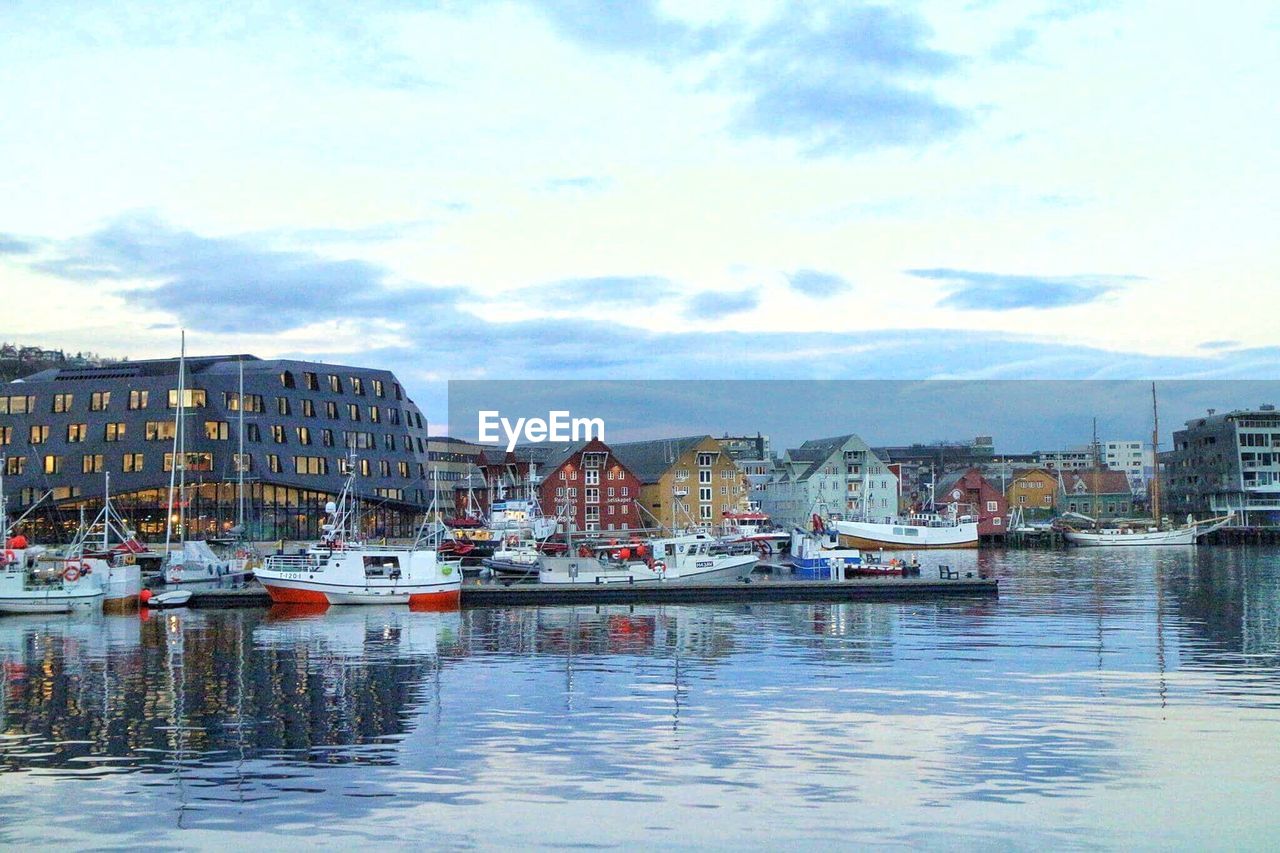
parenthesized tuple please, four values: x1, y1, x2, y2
(1061, 469, 1131, 494)
(610, 435, 712, 483)
(785, 434, 856, 482)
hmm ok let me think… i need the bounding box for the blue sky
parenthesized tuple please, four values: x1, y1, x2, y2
(1, 1, 1278, 432)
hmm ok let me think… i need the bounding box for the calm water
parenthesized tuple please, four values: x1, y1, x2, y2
(1, 548, 1279, 850)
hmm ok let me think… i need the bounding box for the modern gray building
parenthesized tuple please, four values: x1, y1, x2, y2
(0, 354, 434, 541)
(1163, 405, 1280, 525)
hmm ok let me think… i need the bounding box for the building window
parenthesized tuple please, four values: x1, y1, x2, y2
(351, 377, 365, 396)
(384, 433, 395, 450)
(398, 461, 410, 478)
(379, 460, 390, 477)
(372, 379, 384, 397)
(5, 457, 25, 475)
(584, 469, 599, 485)
(43, 455, 62, 474)
(699, 505, 713, 520)
(986, 501, 998, 512)
(0, 426, 10, 446)
(0, 395, 35, 414)
(90, 391, 111, 411)
(81, 454, 104, 474)
(302, 399, 315, 417)
(369, 406, 380, 423)
(621, 487, 629, 497)
(144, 421, 176, 441)
(128, 390, 149, 410)
(65, 423, 88, 442)
(585, 488, 599, 503)
(271, 425, 286, 444)
(294, 456, 328, 475)
(279, 371, 295, 389)
(277, 396, 291, 416)
(164, 452, 213, 472)
(28, 425, 48, 445)
(268, 454, 282, 473)
(393, 382, 402, 401)
(205, 421, 229, 440)
(246, 423, 261, 442)
(167, 389, 207, 408)
(322, 429, 334, 447)
(297, 426, 312, 446)
(360, 459, 371, 477)
(123, 452, 143, 473)
(696, 452, 716, 466)
(326, 401, 338, 419)
(105, 422, 126, 441)
(699, 469, 712, 484)
(329, 374, 342, 393)
(52, 393, 74, 413)
(233, 452, 252, 473)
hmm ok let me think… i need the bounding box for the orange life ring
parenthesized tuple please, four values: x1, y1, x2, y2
(62, 564, 80, 582)
(1, 549, 15, 566)
(653, 560, 667, 574)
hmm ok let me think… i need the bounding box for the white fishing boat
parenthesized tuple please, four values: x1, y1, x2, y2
(538, 532, 757, 585)
(0, 469, 104, 614)
(60, 473, 143, 611)
(256, 465, 462, 608)
(832, 512, 978, 550)
(719, 511, 790, 555)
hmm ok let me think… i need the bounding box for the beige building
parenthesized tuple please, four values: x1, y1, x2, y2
(612, 435, 750, 532)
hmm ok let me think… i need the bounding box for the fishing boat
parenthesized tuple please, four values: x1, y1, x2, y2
(788, 527, 862, 578)
(0, 469, 104, 614)
(831, 510, 978, 550)
(60, 473, 143, 611)
(256, 465, 462, 608)
(538, 532, 757, 585)
(720, 511, 790, 555)
(1061, 385, 1234, 547)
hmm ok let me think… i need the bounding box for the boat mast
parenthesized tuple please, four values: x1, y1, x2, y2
(177, 332, 187, 544)
(1151, 382, 1162, 522)
(164, 332, 185, 555)
(103, 471, 110, 550)
(237, 357, 245, 537)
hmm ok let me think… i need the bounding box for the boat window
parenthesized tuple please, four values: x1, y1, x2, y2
(362, 555, 400, 574)
(893, 527, 904, 535)
(905, 528, 919, 536)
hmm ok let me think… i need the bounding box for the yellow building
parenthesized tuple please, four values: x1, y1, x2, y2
(612, 435, 750, 532)
(1005, 468, 1060, 518)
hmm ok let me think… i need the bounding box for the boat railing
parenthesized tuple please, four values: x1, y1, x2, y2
(264, 554, 323, 572)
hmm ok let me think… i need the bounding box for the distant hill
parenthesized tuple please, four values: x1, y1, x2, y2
(0, 343, 121, 383)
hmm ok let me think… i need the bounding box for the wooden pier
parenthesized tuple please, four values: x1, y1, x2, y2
(187, 575, 998, 610)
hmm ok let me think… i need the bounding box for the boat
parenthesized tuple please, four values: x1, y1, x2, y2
(788, 527, 862, 578)
(831, 510, 978, 550)
(160, 333, 236, 585)
(483, 535, 568, 577)
(720, 511, 790, 555)
(59, 473, 143, 611)
(145, 589, 192, 608)
(255, 464, 462, 608)
(538, 532, 757, 585)
(1061, 384, 1234, 547)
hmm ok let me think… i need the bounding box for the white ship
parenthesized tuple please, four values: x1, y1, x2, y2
(1062, 514, 1232, 547)
(538, 532, 757, 585)
(832, 513, 978, 550)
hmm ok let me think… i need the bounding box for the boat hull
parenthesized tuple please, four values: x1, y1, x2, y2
(258, 575, 461, 609)
(1063, 528, 1197, 546)
(834, 520, 979, 550)
(538, 554, 756, 585)
(0, 590, 104, 614)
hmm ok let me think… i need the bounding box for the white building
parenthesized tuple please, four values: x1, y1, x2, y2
(759, 434, 898, 529)
(1102, 439, 1154, 494)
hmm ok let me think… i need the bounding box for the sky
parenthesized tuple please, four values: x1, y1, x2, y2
(1, 0, 1278, 437)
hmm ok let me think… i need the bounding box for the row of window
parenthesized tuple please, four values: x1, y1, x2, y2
(554, 486, 632, 500)
(554, 503, 632, 517)
(278, 370, 399, 400)
(3, 452, 422, 480)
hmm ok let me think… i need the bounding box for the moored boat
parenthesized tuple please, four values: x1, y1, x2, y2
(538, 532, 757, 585)
(788, 527, 862, 578)
(256, 467, 462, 608)
(833, 512, 978, 550)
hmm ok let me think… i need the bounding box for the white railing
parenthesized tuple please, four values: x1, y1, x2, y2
(264, 554, 322, 572)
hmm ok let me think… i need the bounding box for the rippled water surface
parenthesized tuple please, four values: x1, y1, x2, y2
(2, 548, 1279, 850)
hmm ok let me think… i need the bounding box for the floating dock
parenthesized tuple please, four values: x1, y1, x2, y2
(186, 576, 997, 609)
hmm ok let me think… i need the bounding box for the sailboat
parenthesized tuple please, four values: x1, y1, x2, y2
(1063, 384, 1233, 546)
(162, 333, 232, 584)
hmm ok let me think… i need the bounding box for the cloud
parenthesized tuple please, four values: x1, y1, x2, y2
(786, 269, 852, 298)
(532, 276, 677, 307)
(523, 2, 969, 154)
(0, 235, 35, 255)
(32, 213, 463, 333)
(542, 176, 611, 192)
(907, 268, 1136, 310)
(685, 290, 759, 319)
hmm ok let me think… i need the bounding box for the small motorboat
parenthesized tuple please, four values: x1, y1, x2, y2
(145, 589, 192, 609)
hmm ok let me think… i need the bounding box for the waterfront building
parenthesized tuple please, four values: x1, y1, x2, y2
(760, 434, 898, 529)
(1005, 468, 1060, 519)
(537, 439, 644, 532)
(716, 433, 773, 508)
(1057, 469, 1135, 519)
(0, 354, 432, 540)
(934, 468, 1008, 538)
(1163, 405, 1280, 524)
(1036, 447, 1095, 471)
(610, 436, 750, 531)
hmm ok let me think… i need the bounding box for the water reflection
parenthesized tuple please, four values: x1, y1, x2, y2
(0, 548, 1276, 848)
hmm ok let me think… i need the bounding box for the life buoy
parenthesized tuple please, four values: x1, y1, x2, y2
(578, 545, 592, 558)
(506, 534, 518, 547)
(653, 560, 667, 575)
(123, 553, 136, 565)
(62, 564, 81, 582)
(1, 549, 15, 566)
